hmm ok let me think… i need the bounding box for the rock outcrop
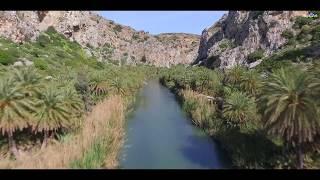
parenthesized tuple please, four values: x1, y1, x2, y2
(0, 11, 200, 67)
(194, 11, 309, 69)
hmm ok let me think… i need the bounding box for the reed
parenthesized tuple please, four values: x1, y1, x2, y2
(0, 95, 125, 169)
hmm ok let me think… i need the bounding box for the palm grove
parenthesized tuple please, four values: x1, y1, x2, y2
(0, 13, 320, 169)
(0, 27, 154, 164)
(159, 14, 320, 169)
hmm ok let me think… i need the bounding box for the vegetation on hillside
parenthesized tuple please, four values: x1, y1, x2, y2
(159, 62, 320, 169)
(0, 27, 157, 168)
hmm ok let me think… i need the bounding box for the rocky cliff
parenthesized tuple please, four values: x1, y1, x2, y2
(194, 11, 310, 69)
(0, 11, 200, 67)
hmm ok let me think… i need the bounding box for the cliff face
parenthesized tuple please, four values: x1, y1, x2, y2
(0, 11, 200, 67)
(194, 11, 309, 69)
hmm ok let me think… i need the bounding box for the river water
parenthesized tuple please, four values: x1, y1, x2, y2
(119, 80, 231, 169)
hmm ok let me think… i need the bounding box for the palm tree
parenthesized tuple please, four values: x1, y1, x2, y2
(74, 72, 92, 112)
(257, 67, 320, 169)
(223, 90, 258, 130)
(225, 65, 246, 87)
(88, 71, 109, 96)
(240, 70, 262, 96)
(32, 86, 71, 149)
(110, 77, 126, 96)
(0, 77, 35, 157)
(61, 86, 84, 117)
(12, 67, 42, 97)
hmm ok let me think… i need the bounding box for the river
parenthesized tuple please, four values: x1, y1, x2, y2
(119, 80, 231, 169)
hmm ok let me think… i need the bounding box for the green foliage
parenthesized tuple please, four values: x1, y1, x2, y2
(88, 71, 109, 96)
(33, 85, 72, 132)
(160, 66, 223, 97)
(0, 49, 16, 65)
(240, 70, 262, 96)
(247, 49, 265, 63)
(258, 67, 320, 145)
(219, 39, 235, 52)
(70, 139, 106, 168)
(46, 26, 58, 34)
(0, 77, 34, 135)
(223, 91, 258, 130)
(258, 66, 320, 168)
(37, 34, 51, 47)
(225, 65, 246, 87)
(34, 59, 49, 70)
(219, 42, 228, 50)
(294, 16, 312, 28)
(281, 29, 294, 39)
(0, 27, 157, 161)
(311, 25, 320, 41)
(218, 129, 283, 168)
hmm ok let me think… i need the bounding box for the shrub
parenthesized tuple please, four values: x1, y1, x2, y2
(256, 59, 292, 72)
(219, 41, 229, 51)
(37, 34, 51, 47)
(34, 59, 49, 70)
(206, 55, 219, 67)
(47, 26, 58, 34)
(281, 29, 294, 39)
(113, 25, 123, 32)
(294, 16, 312, 28)
(247, 49, 265, 63)
(223, 90, 258, 130)
(0, 50, 16, 65)
(132, 34, 140, 40)
(301, 25, 312, 34)
(312, 25, 320, 41)
(141, 55, 147, 63)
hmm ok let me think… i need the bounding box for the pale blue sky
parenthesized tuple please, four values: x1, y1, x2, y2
(98, 11, 227, 35)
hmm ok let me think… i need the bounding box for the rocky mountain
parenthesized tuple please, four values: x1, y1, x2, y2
(194, 11, 310, 69)
(0, 11, 200, 67)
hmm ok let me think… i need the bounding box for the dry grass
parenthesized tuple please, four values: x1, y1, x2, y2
(0, 95, 125, 169)
(181, 89, 218, 133)
(181, 90, 226, 136)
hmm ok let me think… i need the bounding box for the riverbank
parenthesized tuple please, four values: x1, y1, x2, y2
(0, 95, 126, 168)
(158, 66, 294, 169)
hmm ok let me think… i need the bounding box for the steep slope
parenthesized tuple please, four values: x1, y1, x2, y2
(0, 11, 200, 67)
(194, 11, 311, 69)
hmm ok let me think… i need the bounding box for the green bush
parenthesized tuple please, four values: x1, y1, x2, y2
(301, 25, 312, 33)
(219, 42, 229, 51)
(247, 49, 265, 63)
(256, 59, 292, 72)
(46, 26, 58, 34)
(37, 34, 51, 47)
(312, 25, 320, 41)
(281, 29, 294, 39)
(0, 50, 16, 65)
(294, 16, 312, 28)
(34, 59, 49, 70)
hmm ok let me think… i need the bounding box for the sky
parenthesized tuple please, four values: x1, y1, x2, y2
(98, 11, 227, 35)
